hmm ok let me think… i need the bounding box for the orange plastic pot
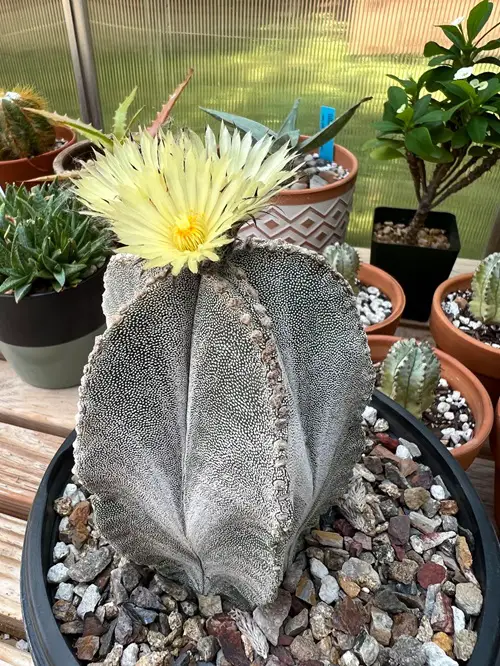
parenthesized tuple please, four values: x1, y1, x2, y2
(239, 141, 358, 252)
(0, 126, 76, 190)
(358, 263, 405, 336)
(430, 273, 500, 405)
(368, 335, 494, 470)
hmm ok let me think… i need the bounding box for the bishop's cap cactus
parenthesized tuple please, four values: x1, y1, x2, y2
(324, 242, 360, 293)
(470, 252, 500, 325)
(73, 125, 374, 609)
(379, 338, 440, 419)
(0, 87, 56, 161)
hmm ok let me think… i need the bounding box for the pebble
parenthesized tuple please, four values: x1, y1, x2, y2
(339, 651, 360, 666)
(77, 584, 101, 619)
(374, 419, 389, 433)
(417, 562, 447, 589)
(454, 629, 477, 661)
(289, 634, 320, 661)
(55, 582, 74, 602)
(454, 583, 483, 616)
(410, 531, 456, 554)
(362, 406, 378, 426)
(423, 642, 458, 665)
(197, 635, 218, 661)
(309, 557, 329, 580)
(121, 643, 139, 666)
(284, 607, 309, 636)
(47, 563, 70, 584)
(319, 575, 340, 603)
(75, 635, 99, 661)
(396, 444, 412, 460)
(341, 558, 381, 591)
(69, 547, 112, 583)
(253, 588, 291, 646)
(53, 542, 70, 562)
(198, 594, 223, 618)
(369, 608, 392, 647)
(295, 573, 317, 605)
(404, 487, 430, 510)
(353, 629, 379, 665)
(312, 529, 344, 548)
(430, 485, 446, 501)
(310, 602, 335, 640)
(452, 606, 465, 633)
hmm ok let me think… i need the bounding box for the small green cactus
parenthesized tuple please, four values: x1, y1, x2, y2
(470, 252, 500, 325)
(0, 87, 56, 160)
(324, 242, 360, 293)
(379, 338, 440, 419)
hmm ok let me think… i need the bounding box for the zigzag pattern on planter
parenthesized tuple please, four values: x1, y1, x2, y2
(238, 189, 354, 251)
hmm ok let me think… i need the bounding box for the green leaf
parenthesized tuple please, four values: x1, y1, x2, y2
(424, 41, 450, 57)
(442, 100, 469, 121)
(477, 56, 500, 66)
(443, 80, 476, 100)
(123, 106, 145, 136)
(485, 113, 500, 133)
(14, 283, 32, 302)
(469, 145, 491, 156)
(0, 275, 29, 294)
(438, 25, 466, 49)
(387, 86, 408, 111)
(25, 109, 113, 149)
(370, 145, 404, 160)
(373, 120, 403, 133)
(480, 38, 500, 50)
(419, 66, 455, 92)
(363, 137, 404, 151)
(386, 75, 418, 96)
(200, 107, 276, 140)
(451, 126, 471, 148)
(429, 55, 453, 66)
(467, 0, 493, 41)
(298, 96, 372, 153)
(112, 87, 138, 140)
(405, 126, 453, 162)
(53, 267, 66, 288)
(467, 115, 489, 142)
(277, 98, 300, 137)
(415, 110, 445, 124)
(430, 127, 454, 143)
(477, 77, 500, 102)
(412, 94, 432, 120)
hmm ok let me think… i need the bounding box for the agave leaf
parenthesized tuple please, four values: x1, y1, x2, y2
(147, 68, 194, 137)
(277, 98, 300, 138)
(124, 106, 145, 136)
(298, 97, 372, 154)
(200, 108, 276, 141)
(112, 87, 138, 140)
(25, 109, 113, 149)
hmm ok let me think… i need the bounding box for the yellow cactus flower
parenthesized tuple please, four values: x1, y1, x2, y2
(75, 124, 296, 274)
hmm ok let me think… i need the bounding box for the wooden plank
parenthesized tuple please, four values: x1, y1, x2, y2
(0, 514, 25, 639)
(0, 361, 78, 439)
(0, 642, 32, 666)
(0, 424, 63, 520)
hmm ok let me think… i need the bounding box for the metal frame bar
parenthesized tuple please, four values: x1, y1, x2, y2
(61, 0, 103, 129)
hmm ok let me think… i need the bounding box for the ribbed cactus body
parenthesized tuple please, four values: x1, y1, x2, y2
(324, 242, 360, 293)
(470, 252, 500, 325)
(0, 87, 56, 160)
(74, 238, 374, 608)
(379, 338, 440, 419)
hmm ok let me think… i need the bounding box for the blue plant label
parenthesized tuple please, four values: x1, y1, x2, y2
(319, 106, 336, 162)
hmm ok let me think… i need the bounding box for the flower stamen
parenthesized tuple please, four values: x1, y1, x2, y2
(172, 212, 206, 252)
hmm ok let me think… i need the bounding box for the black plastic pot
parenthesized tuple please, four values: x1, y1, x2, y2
(370, 207, 461, 322)
(0, 265, 106, 388)
(21, 391, 500, 666)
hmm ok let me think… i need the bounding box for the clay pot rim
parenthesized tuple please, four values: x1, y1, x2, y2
(358, 263, 406, 335)
(0, 126, 76, 167)
(368, 334, 494, 464)
(432, 272, 500, 359)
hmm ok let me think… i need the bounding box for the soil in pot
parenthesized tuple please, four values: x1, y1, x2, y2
(370, 208, 461, 322)
(357, 263, 405, 336)
(356, 282, 393, 329)
(441, 289, 500, 350)
(22, 393, 500, 666)
(0, 264, 106, 389)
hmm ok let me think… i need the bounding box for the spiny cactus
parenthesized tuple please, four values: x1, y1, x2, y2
(324, 242, 360, 293)
(74, 240, 374, 609)
(0, 87, 56, 160)
(470, 252, 500, 325)
(379, 338, 440, 419)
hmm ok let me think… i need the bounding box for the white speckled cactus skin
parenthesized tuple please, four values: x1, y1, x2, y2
(74, 237, 374, 609)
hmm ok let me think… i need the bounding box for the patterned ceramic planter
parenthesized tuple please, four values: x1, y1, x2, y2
(238, 143, 358, 251)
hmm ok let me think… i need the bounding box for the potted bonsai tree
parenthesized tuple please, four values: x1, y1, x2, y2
(324, 241, 405, 335)
(0, 182, 113, 388)
(367, 0, 500, 321)
(0, 87, 75, 189)
(369, 336, 493, 469)
(202, 95, 371, 252)
(430, 251, 500, 404)
(19, 126, 500, 666)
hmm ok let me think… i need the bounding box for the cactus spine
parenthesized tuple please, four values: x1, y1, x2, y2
(0, 87, 56, 160)
(470, 252, 500, 325)
(379, 338, 440, 419)
(324, 242, 360, 293)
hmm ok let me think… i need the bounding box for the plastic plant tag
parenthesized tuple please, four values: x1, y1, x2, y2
(319, 106, 336, 162)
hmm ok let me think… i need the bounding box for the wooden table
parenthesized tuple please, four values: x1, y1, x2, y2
(0, 252, 494, 665)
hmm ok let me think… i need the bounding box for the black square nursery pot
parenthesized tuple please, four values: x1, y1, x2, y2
(21, 392, 500, 666)
(371, 207, 461, 322)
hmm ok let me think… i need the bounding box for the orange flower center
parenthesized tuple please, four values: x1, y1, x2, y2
(172, 212, 206, 252)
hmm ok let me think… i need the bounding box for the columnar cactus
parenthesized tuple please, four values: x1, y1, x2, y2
(379, 338, 440, 419)
(72, 126, 374, 610)
(324, 242, 360, 293)
(0, 87, 56, 160)
(470, 252, 500, 325)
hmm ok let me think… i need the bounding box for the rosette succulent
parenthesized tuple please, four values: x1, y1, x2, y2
(73, 124, 374, 608)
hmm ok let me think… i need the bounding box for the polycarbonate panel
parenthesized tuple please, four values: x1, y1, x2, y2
(1, 0, 79, 118)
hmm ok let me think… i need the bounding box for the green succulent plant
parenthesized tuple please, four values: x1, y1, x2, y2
(324, 242, 360, 293)
(379, 338, 441, 419)
(201, 96, 372, 156)
(470, 251, 500, 324)
(0, 183, 113, 302)
(0, 86, 56, 161)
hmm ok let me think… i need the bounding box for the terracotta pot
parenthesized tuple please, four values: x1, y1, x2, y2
(239, 141, 358, 252)
(368, 335, 494, 470)
(0, 126, 76, 190)
(358, 263, 405, 336)
(53, 139, 97, 174)
(430, 273, 500, 404)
